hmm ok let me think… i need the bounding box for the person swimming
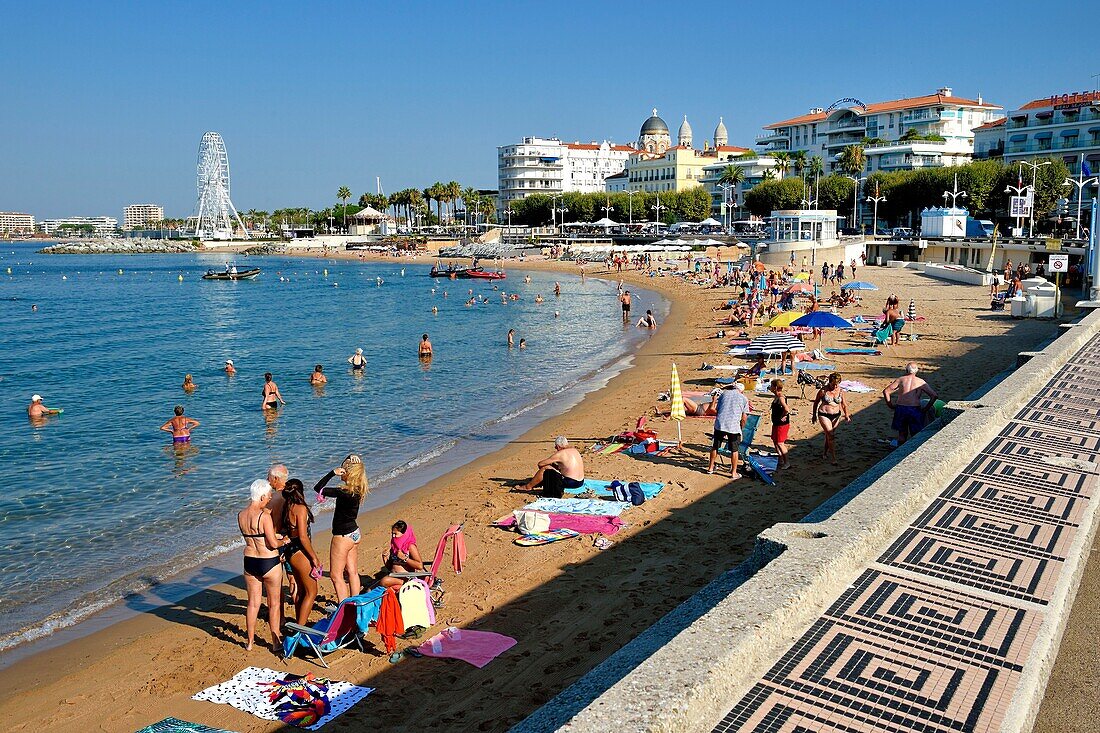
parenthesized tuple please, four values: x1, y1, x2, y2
(182, 374, 197, 392)
(224, 359, 236, 376)
(309, 364, 327, 385)
(160, 405, 200, 443)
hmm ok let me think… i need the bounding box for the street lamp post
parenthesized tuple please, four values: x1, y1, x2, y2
(1005, 166, 1029, 238)
(943, 173, 968, 209)
(601, 198, 615, 221)
(1018, 159, 1050, 237)
(550, 193, 564, 230)
(650, 195, 663, 235)
(624, 190, 641, 228)
(1064, 157, 1099, 240)
(846, 175, 866, 233)
(866, 181, 886, 238)
(717, 182, 735, 231)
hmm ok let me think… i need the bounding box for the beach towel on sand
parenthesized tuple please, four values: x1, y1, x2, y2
(825, 348, 881, 355)
(839, 380, 874, 393)
(566, 479, 665, 500)
(417, 627, 517, 668)
(494, 512, 624, 536)
(525, 497, 632, 516)
(514, 528, 581, 546)
(794, 362, 835, 371)
(192, 667, 373, 730)
(136, 720, 238, 733)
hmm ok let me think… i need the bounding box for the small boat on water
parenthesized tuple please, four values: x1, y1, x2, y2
(464, 268, 506, 280)
(202, 266, 261, 281)
(429, 264, 468, 278)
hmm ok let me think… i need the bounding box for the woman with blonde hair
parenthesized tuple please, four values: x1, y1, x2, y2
(314, 454, 368, 600)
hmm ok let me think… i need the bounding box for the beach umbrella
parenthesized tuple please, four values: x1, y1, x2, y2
(764, 310, 803, 329)
(791, 272, 810, 281)
(745, 332, 806, 355)
(791, 311, 853, 329)
(841, 281, 878, 291)
(786, 283, 814, 294)
(670, 363, 686, 446)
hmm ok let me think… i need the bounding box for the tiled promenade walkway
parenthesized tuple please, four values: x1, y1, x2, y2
(713, 335, 1100, 732)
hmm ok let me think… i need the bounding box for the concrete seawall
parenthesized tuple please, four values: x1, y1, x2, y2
(517, 308, 1100, 732)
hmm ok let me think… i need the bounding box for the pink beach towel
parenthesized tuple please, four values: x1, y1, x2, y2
(494, 513, 624, 536)
(417, 628, 516, 668)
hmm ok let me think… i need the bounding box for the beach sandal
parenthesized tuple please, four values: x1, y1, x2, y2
(404, 646, 424, 658)
(388, 651, 404, 664)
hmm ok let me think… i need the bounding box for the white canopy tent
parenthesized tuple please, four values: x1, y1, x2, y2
(593, 217, 619, 227)
(699, 217, 723, 226)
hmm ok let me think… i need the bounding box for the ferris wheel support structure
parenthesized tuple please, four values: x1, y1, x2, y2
(193, 132, 249, 240)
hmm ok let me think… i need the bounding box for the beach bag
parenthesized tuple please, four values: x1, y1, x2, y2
(628, 482, 646, 506)
(513, 510, 550, 535)
(609, 481, 630, 502)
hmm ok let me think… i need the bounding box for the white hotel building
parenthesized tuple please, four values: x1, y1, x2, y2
(124, 203, 164, 229)
(756, 88, 1003, 173)
(41, 216, 119, 237)
(497, 137, 635, 209)
(0, 212, 36, 236)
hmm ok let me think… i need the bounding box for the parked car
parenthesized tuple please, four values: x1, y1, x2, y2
(890, 227, 915, 238)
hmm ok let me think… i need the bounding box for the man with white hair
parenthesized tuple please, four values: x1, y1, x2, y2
(266, 463, 289, 522)
(27, 394, 59, 418)
(520, 436, 585, 498)
(883, 362, 938, 444)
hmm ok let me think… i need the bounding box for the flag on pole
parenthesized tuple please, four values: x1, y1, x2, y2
(1085, 161, 1093, 177)
(670, 363, 685, 446)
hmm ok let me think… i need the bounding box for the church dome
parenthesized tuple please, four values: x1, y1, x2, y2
(714, 116, 728, 146)
(640, 108, 669, 136)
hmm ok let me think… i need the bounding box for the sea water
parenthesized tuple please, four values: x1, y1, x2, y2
(0, 244, 668, 650)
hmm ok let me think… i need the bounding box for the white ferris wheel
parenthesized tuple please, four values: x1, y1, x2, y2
(193, 132, 248, 240)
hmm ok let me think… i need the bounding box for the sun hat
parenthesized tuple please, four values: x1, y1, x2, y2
(31, 394, 42, 402)
(225, 359, 234, 365)
(356, 347, 363, 354)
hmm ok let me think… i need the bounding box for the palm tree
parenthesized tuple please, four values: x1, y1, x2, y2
(718, 165, 745, 186)
(462, 186, 480, 225)
(808, 156, 824, 179)
(791, 150, 807, 179)
(772, 151, 790, 178)
(406, 188, 423, 226)
(337, 186, 351, 232)
(446, 181, 461, 223)
(837, 144, 866, 176)
(428, 183, 444, 224)
(761, 169, 777, 181)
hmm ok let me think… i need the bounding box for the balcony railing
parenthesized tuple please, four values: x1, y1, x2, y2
(1006, 109, 1100, 129)
(864, 139, 948, 150)
(755, 132, 789, 144)
(901, 111, 943, 123)
(828, 120, 865, 132)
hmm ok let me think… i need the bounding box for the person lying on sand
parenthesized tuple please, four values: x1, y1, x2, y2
(519, 436, 584, 498)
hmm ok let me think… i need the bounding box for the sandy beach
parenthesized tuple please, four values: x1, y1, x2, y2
(0, 258, 1061, 732)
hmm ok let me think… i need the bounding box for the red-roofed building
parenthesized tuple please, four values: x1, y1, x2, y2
(984, 90, 1100, 184)
(757, 87, 1003, 174)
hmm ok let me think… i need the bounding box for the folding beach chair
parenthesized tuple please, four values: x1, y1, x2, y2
(869, 322, 894, 350)
(284, 588, 385, 667)
(386, 523, 466, 608)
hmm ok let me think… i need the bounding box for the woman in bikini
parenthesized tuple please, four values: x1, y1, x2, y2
(260, 372, 286, 411)
(238, 479, 288, 652)
(314, 455, 368, 601)
(378, 520, 425, 588)
(280, 479, 321, 625)
(812, 372, 850, 465)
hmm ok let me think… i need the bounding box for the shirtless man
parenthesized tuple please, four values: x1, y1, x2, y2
(27, 394, 59, 418)
(418, 333, 433, 358)
(160, 405, 200, 444)
(520, 436, 585, 498)
(619, 290, 632, 322)
(882, 363, 938, 444)
(224, 359, 236, 376)
(266, 463, 289, 532)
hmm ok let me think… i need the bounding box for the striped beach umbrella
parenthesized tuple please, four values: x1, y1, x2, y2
(670, 363, 686, 446)
(745, 332, 806, 355)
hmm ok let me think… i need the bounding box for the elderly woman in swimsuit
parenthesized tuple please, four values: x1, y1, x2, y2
(238, 479, 288, 652)
(812, 372, 850, 465)
(378, 520, 424, 588)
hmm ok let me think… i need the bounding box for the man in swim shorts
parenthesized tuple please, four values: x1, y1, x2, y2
(619, 290, 632, 322)
(520, 436, 585, 498)
(882, 362, 938, 445)
(160, 405, 200, 443)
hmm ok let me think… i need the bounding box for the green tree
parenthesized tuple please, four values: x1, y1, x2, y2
(337, 186, 351, 231)
(837, 144, 866, 176)
(743, 178, 804, 216)
(673, 187, 713, 221)
(814, 175, 856, 213)
(718, 165, 745, 186)
(772, 151, 791, 178)
(790, 150, 807, 179)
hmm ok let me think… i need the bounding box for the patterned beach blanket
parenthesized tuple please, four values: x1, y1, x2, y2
(524, 497, 632, 516)
(565, 479, 665, 500)
(136, 720, 238, 733)
(193, 667, 373, 730)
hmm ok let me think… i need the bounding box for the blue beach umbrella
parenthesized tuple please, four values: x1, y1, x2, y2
(841, 281, 879, 291)
(791, 311, 853, 329)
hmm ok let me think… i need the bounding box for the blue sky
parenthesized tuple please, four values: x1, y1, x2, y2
(3, 1, 1097, 219)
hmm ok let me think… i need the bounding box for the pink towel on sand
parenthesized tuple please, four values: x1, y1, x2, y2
(417, 628, 516, 668)
(494, 513, 624, 536)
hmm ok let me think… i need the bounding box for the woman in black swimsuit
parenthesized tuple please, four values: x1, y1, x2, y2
(348, 348, 366, 371)
(260, 372, 286, 411)
(812, 372, 850, 465)
(280, 479, 321, 625)
(315, 455, 368, 601)
(238, 479, 288, 652)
